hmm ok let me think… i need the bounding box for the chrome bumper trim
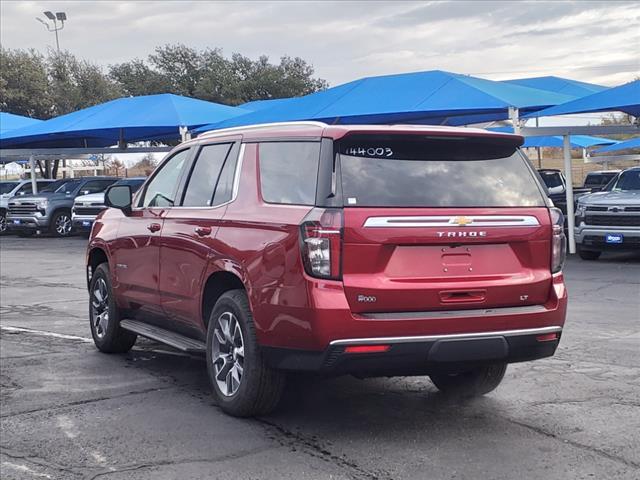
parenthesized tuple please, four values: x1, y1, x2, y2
(359, 304, 547, 320)
(329, 326, 563, 346)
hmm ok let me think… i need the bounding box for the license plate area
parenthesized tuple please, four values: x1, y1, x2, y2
(605, 233, 623, 244)
(82, 221, 92, 227)
(12, 219, 20, 225)
(428, 336, 508, 362)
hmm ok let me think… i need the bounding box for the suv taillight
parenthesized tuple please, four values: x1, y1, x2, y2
(550, 207, 566, 273)
(300, 208, 343, 280)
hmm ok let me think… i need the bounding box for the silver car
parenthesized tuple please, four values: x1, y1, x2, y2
(574, 166, 640, 259)
(72, 177, 146, 233)
(0, 179, 56, 234)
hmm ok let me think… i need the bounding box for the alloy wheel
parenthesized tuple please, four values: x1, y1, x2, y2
(212, 311, 245, 397)
(0, 214, 6, 233)
(56, 214, 72, 236)
(91, 277, 110, 339)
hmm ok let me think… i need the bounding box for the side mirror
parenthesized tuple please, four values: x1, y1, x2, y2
(104, 185, 132, 214)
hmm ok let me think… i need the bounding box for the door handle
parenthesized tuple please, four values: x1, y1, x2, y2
(194, 226, 212, 237)
(147, 223, 161, 233)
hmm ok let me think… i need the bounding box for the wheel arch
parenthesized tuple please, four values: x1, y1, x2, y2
(201, 266, 250, 330)
(87, 246, 109, 290)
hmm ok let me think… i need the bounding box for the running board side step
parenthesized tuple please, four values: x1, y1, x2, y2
(120, 319, 206, 354)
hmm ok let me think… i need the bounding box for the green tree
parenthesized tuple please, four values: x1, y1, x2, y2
(109, 59, 172, 97)
(47, 51, 122, 116)
(0, 48, 53, 118)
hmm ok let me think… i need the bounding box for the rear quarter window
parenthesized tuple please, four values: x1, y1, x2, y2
(258, 142, 321, 205)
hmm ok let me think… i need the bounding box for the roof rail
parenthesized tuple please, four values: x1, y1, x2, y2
(197, 121, 329, 139)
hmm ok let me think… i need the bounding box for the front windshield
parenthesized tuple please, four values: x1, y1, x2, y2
(610, 170, 640, 191)
(114, 178, 145, 193)
(40, 180, 66, 192)
(55, 180, 82, 194)
(40, 179, 81, 194)
(539, 171, 563, 189)
(0, 182, 19, 194)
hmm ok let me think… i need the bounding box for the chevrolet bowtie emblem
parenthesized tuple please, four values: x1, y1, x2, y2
(451, 216, 473, 226)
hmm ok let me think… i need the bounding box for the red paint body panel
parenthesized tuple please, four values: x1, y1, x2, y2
(88, 123, 567, 361)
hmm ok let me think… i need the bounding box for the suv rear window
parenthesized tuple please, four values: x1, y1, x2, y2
(258, 142, 320, 205)
(338, 135, 545, 207)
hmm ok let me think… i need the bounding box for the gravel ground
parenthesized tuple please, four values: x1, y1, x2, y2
(1, 235, 639, 479)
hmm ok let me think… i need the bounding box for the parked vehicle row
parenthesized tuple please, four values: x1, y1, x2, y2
(1, 176, 144, 237)
(537, 168, 620, 218)
(574, 166, 640, 259)
(0, 179, 57, 234)
(87, 122, 568, 417)
(72, 177, 146, 233)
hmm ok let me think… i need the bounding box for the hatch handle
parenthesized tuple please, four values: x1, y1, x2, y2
(439, 289, 486, 304)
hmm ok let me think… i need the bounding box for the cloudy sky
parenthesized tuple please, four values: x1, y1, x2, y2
(1, 0, 638, 87)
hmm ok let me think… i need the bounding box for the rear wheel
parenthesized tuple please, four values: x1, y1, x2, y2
(206, 289, 285, 417)
(0, 211, 7, 234)
(578, 248, 601, 260)
(430, 363, 507, 397)
(50, 210, 73, 237)
(89, 263, 137, 353)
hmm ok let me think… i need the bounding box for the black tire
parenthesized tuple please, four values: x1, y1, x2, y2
(430, 363, 507, 397)
(50, 210, 73, 237)
(578, 248, 601, 260)
(0, 211, 7, 235)
(206, 289, 285, 417)
(89, 263, 137, 353)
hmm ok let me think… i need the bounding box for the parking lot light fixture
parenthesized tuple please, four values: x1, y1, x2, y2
(35, 10, 67, 52)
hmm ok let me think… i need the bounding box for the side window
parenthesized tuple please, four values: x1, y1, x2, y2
(81, 180, 116, 194)
(212, 143, 240, 206)
(140, 149, 190, 207)
(181, 144, 232, 207)
(258, 142, 320, 205)
(16, 183, 35, 195)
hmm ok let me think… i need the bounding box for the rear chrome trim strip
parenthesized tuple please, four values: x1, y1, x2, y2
(360, 304, 547, 320)
(363, 215, 541, 228)
(329, 326, 563, 346)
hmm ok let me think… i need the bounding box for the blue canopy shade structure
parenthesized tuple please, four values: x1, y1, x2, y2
(196, 70, 575, 132)
(523, 135, 617, 149)
(488, 126, 617, 148)
(1, 94, 247, 148)
(240, 98, 295, 111)
(0, 112, 43, 135)
(593, 136, 640, 154)
(526, 80, 640, 118)
(503, 76, 606, 98)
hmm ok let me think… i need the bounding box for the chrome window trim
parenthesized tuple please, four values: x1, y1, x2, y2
(169, 143, 246, 210)
(363, 215, 541, 228)
(198, 121, 329, 139)
(329, 326, 563, 346)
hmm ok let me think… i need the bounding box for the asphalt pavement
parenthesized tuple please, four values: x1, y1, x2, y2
(1, 235, 639, 479)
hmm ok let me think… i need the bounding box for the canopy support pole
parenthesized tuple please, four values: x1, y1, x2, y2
(29, 155, 38, 194)
(563, 135, 576, 254)
(535, 118, 542, 168)
(509, 107, 520, 134)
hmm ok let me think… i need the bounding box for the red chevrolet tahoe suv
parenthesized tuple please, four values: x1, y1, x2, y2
(86, 122, 568, 417)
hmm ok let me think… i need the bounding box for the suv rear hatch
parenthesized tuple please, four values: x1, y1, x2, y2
(335, 133, 553, 314)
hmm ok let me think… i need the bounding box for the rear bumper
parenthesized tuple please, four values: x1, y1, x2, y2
(262, 326, 562, 375)
(257, 273, 567, 374)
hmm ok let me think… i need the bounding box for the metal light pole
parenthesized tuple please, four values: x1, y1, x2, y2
(36, 11, 67, 52)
